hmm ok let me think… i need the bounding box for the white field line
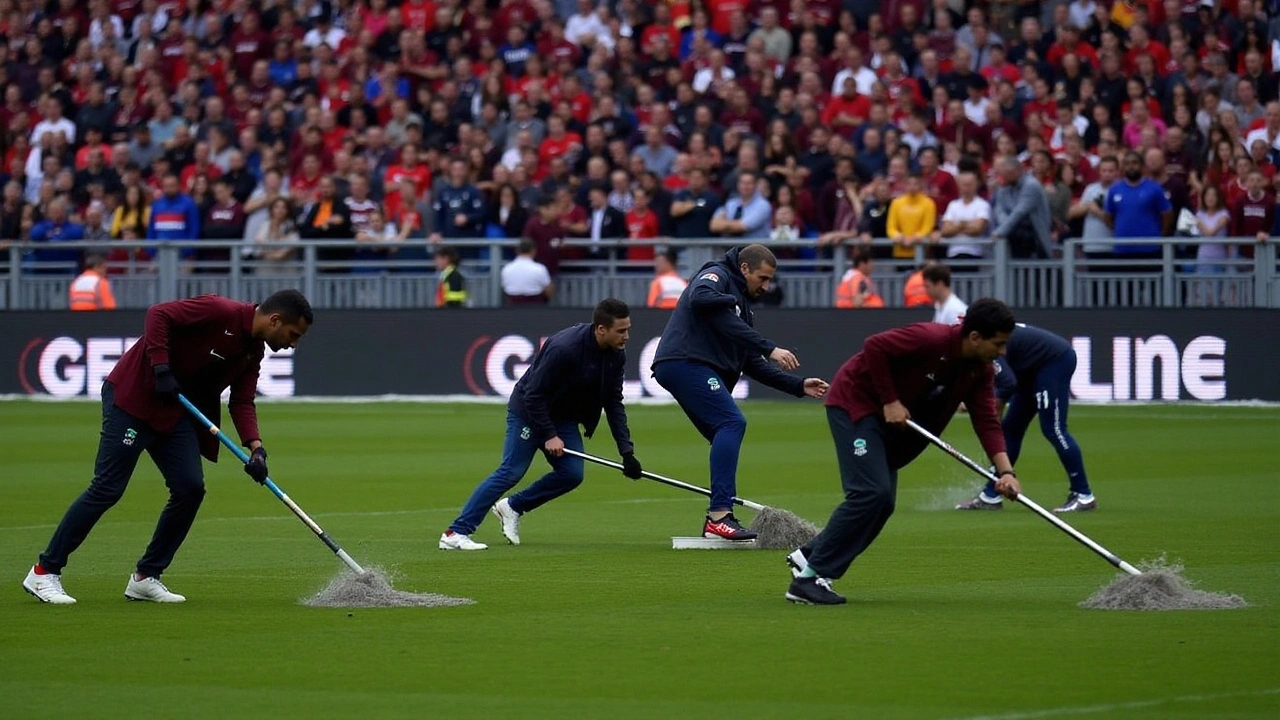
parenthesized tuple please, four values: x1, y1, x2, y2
(942, 687, 1280, 720)
(0, 497, 690, 533)
(2, 394, 1279, 407)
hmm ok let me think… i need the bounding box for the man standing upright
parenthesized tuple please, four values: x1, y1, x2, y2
(652, 244, 830, 540)
(1069, 155, 1118, 265)
(23, 291, 313, 604)
(784, 299, 1021, 605)
(430, 159, 485, 243)
(990, 157, 1052, 260)
(1104, 150, 1172, 264)
(441, 300, 642, 549)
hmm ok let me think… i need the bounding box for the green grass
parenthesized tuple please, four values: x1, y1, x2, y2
(0, 401, 1277, 720)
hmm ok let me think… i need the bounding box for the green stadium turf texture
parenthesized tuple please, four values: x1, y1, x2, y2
(1, 401, 1277, 720)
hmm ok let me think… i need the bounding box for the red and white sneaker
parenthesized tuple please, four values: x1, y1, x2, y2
(703, 514, 758, 541)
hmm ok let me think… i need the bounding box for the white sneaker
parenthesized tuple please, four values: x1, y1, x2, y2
(785, 549, 810, 579)
(23, 566, 76, 605)
(124, 575, 186, 603)
(490, 498, 522, 545)
(438, 532, 488, 550)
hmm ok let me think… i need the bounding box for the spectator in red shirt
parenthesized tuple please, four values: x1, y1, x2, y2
(919, 147, 959, 216)
(980, 44, 1022, 87)
(522, 194, 566, 276)
(822, 77, 872, 138)
(538, 116, 583, 174)
(179, 142, 222, 191)
(1232, 169, 1275, 255)
(625, 186, 661, 262)
(1046, 24, 1100, 70)
(229, 12, 267, 79)
(290, 154, 324, 206)
(384, 143, 432, 200)
(1124, 24, 1170, 75)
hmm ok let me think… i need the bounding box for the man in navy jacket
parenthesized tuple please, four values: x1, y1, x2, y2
(441, 299, 643, 550)
(957, 323, 1095, 513)
(652, 245, 829, 541)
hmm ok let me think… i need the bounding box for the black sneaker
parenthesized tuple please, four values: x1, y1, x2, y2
(786, 576, 847, 605)
(703, 513, 758, 541)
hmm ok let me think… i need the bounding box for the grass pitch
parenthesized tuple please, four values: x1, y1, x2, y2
(0, 401, 1277, 719)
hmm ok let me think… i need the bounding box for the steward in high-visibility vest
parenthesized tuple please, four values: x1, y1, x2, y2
(903, 267, 932, 307)
(835, 250, 885, 308)
(69, 254, 117, 311)
(433, 246, 467, 308)
(646, 250, 687, 309)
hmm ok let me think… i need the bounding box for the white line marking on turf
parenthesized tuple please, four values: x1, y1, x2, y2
(942, 687, 1280, 720)
(0, 498, 691, 532)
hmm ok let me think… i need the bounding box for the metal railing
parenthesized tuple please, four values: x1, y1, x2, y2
(2, 237, 1275, 310)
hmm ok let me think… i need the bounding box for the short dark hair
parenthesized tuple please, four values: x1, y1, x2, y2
(592, 298, 630, 330)
(84, 252, 106, 268)
(960, 298, 1015, 339)
(517, 238, 537, 255)
(657, 249, 678, 265)
(737, 244, 777, 271)
(922, 263, 952, 286)
(852, 248, 873, 267)
(434, 245, 459, 264)
(259, 289, 313, 325)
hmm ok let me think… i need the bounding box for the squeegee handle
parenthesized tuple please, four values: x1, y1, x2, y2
(564, 448, 767, 511)
(177, 394, 366, 575)
(906, 420, 1140, 576)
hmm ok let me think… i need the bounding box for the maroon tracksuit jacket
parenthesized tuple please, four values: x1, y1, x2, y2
(824, 322, 1007, 468)
(106, 295, 264, 461)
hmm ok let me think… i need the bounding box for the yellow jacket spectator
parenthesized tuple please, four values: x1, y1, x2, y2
(886, 175, 937, 260)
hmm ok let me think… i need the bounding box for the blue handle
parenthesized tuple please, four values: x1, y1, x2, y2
(177, 394, 284, 499)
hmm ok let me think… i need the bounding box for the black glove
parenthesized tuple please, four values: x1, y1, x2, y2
(153, 363, 180, 400)
(244, 446, 269, 484)
(621, 452, 643, 480)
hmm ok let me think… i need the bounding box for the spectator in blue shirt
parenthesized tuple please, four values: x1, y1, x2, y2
(498, 26, 536, 78)
(27, 198, 85, 274)
(1104, 150, 1172, 259)
(267, 40, 298, 86)
(710, 172, 772, 240)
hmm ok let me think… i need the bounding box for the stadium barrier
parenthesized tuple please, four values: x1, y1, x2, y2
(3, 237, 1276, 310)
(2, 308, 1277, 402)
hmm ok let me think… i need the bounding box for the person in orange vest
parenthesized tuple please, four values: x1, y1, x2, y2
(68, 253, 117, 311)
(646, 249, 687, 309)
(835, 249, 885, 308)
(903, 264, 933, 307)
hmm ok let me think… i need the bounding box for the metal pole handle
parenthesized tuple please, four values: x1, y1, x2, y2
(178, 394, 366, 575)
(564, 448, 768, 511)
(906, 419, 1141, 576)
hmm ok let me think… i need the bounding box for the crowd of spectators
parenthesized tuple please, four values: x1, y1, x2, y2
(2, 0, 1279, 284)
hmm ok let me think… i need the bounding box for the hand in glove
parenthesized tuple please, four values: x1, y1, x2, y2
(153, 364, 180, 401)
(244, 446, 269, 484)
(621, 452, 643, 480)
